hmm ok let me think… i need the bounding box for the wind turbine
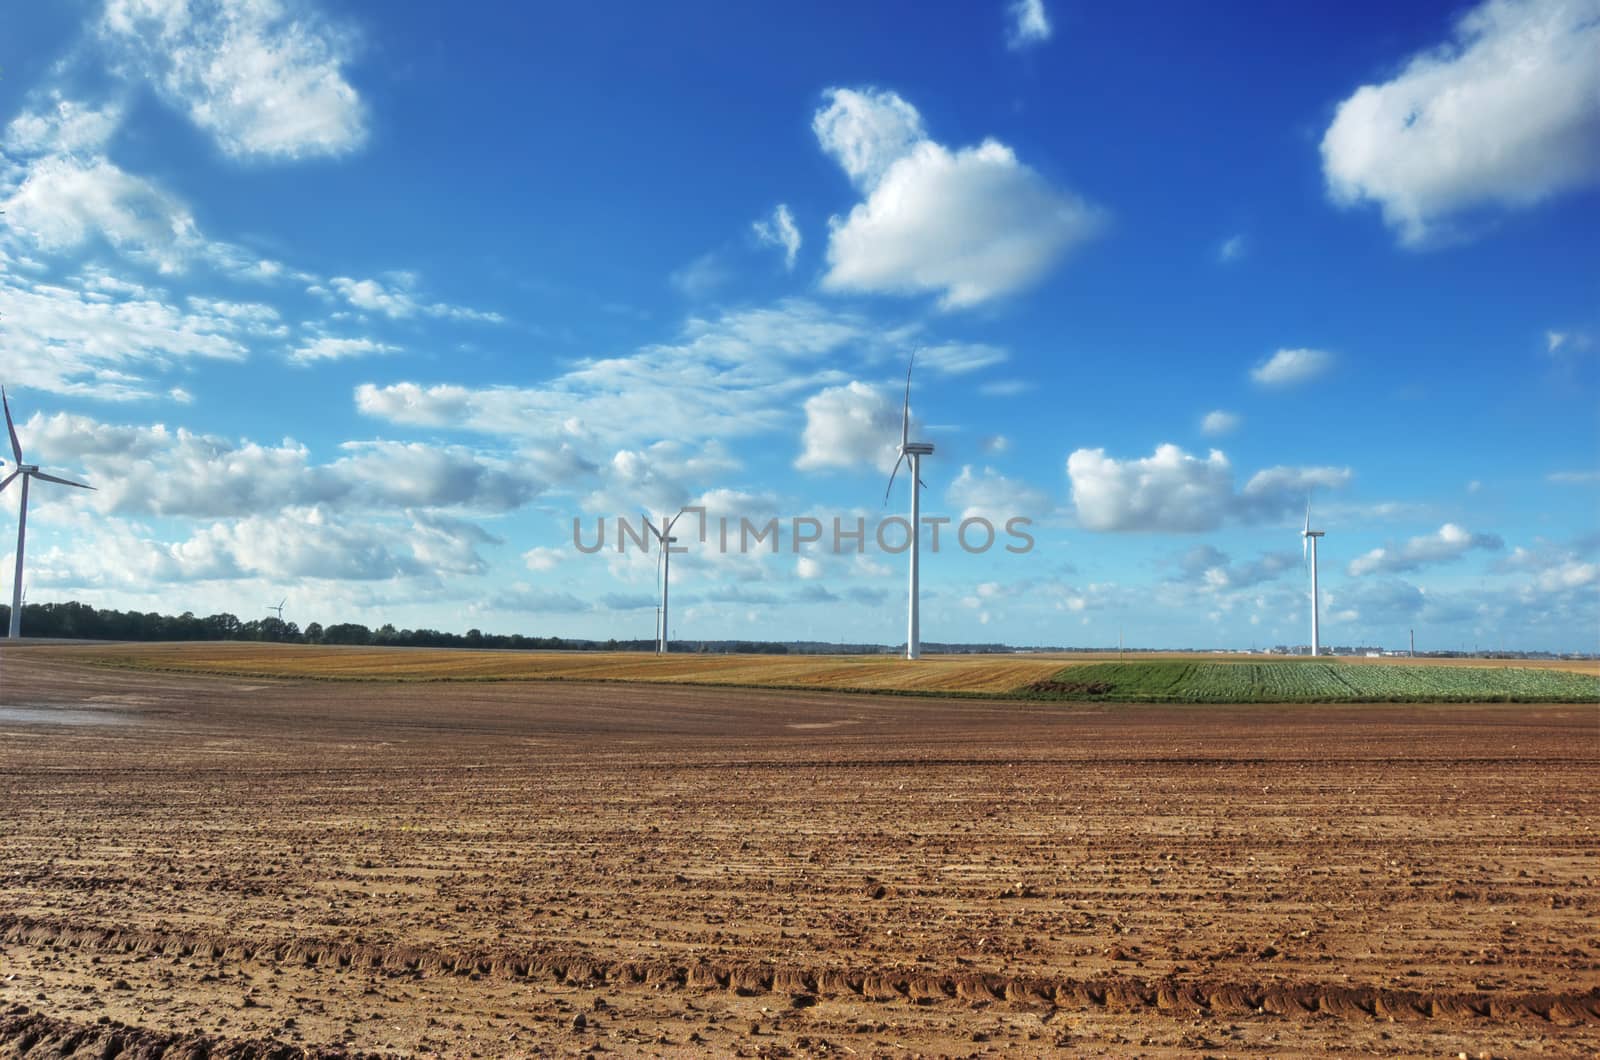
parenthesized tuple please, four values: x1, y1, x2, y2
(268, 598, 286, 621)
(1, 387, 94, 639)
(643, 510, 686, 655)
(884, 355, 934, 660)
(1302, 499, 1325, 657)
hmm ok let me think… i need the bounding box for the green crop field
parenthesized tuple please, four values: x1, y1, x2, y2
(1021, 661, 1600, 703)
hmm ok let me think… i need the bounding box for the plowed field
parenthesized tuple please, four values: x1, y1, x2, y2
(1, 643, 1595, 1057)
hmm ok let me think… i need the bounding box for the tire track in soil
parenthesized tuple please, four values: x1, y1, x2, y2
(0, 1004, 378, 1059)
(6, 915, 1597, 1031)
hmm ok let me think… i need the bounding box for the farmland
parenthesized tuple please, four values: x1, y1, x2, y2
(1022, 660, 1600, 703)
(31, 640, 1600, 701)
(1, 643, 1598, 1057)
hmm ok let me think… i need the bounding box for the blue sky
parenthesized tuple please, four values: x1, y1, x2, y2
(1, 0, 1596, 651)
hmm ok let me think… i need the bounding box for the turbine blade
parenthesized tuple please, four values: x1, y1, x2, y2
(30, 470, 94, 490)
(665, 509, 683, 533)
(917, 475, 928, 490)
(642, 515, 662, 542)
(2, 388, 21, 466)
(900, 354, 914, 447)
(0, 470, 17, 493)
(883, 452, 906, 504)
(1304, 497, 1311, 535)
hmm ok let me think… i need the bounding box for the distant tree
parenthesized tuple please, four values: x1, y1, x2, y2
(303, 621, 324, 644)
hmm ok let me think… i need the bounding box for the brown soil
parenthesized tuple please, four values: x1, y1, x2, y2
(1, 643, 1596, 1057)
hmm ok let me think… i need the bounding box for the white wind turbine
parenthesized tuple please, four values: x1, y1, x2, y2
(1, 387, 94, 639)
(268, 598, 286, 621)
(1302, 499, 1326, 657)
(884, 355, 934, 660)
(643, 510, 687, 655)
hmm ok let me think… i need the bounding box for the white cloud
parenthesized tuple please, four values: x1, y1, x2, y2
(1067, 443, 1352, 532)
(0, 270, 262, 399)
(668, 252, 731, 298)
(978, 379, 1033, 397)
(290, 336, 398, 363)
(1176, 545, 1298, 590)
(752, 203, 801, 270)
(1200, 409, 1240, 436)
(101, 0, 367, 162)
(794, 381, 902, 473)
(24, 413, 547, 518)
(522, 546, 565, 573)
(3, 95, 123, 155)
(1251, 347, 1333, 386)
(358, 300, 864, 446)
(812, 87, 927, 190)
(1348, 522, 1504, 576)
(913, 342, 1008, 376)
(1217, 234, 1247, 262)
(3, 155, 207, 274)
(814, 87, 1104, 309)
(326, 274, 503, 323)
(1006, 0, 1053, 49)
(1547, 469, 1600, 484)
(1320, 0, 1600, 245)
(945, 465, 1051, 523)
(796, 555, 823, 580)
(35, 504, 491, 587)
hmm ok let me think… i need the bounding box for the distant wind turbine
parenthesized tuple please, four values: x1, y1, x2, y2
(1302, 499, 1326, 657)
(268, 598, 286, 621)
(1, 387, 94, 639)
(884, 355, 934, 660)
(644, 510, 687, 655)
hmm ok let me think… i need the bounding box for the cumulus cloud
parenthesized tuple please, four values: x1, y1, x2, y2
(945, 465, 1051, 523)
(1200, 410, 1240, 436)
(1217, 234, 1247, 262)
(1067, 443, 1352, 532)
(1547, 469, 1600, 484)
(752, 203, 801, 270)
(23, 413, 547, 517)
(1320, 0, 1600, 245)
(4, 155, 209, 274)
(35, 505, 486, 587)
(100, 0, 367, 161)
(1252, 348, 1333, 386)
(1347, 522, 1504, 576)
(1176, 545, 1298, 590)
(1006, 0, 1053, 49)
(3, 95, 123, 155)
(1500, 536, 1600, 592)
(814, 87, 1103, 308)
(794, 381, 903, 473)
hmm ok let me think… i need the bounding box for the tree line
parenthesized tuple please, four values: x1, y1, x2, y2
(0, 600, 795, 653)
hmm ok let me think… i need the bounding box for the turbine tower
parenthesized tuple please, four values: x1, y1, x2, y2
(1302, 500, 1326, 657)
(1, 388, 94, 639)
(644, 510, 686, 655)
(884, 355, 933, 660)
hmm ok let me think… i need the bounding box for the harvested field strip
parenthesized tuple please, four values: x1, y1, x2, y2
(65, 643, 1067, 694)
(6, 916, 1596, 1028)
(1021, 661, 1600, 703)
